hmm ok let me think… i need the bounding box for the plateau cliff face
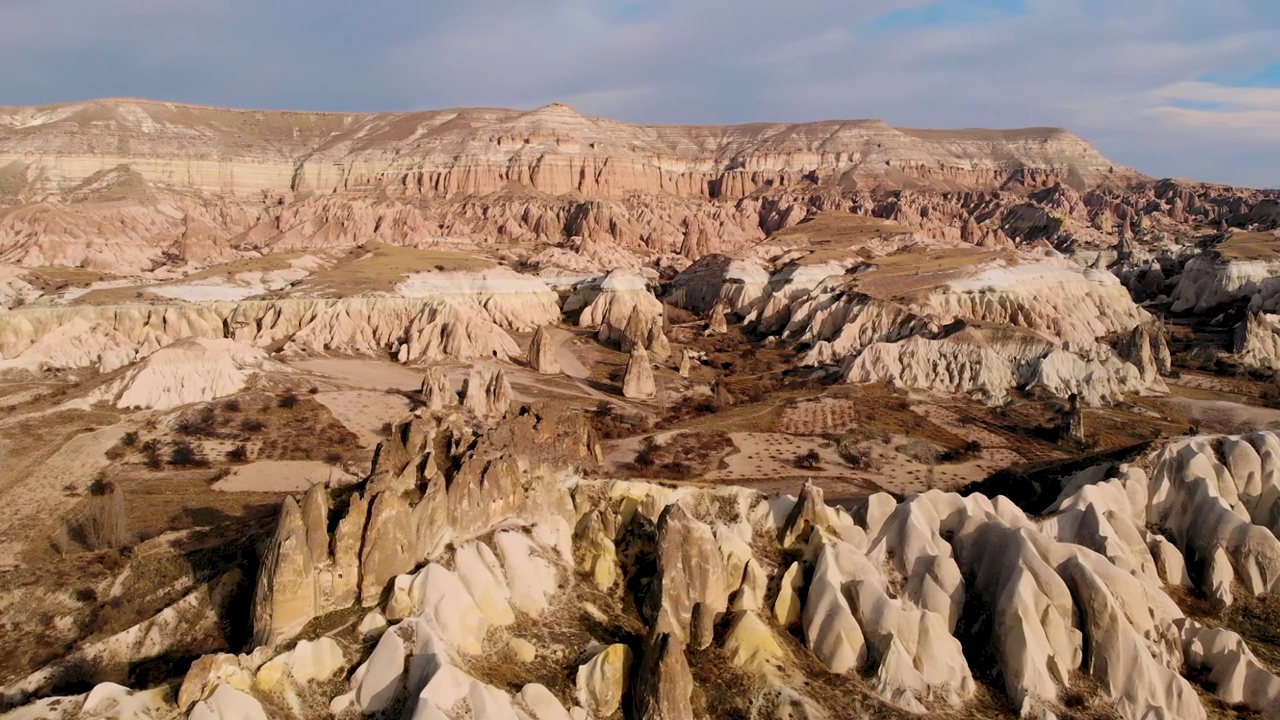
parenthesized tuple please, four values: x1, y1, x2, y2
(2, 98, 1275, 275)
(0, 99, 1127, 199)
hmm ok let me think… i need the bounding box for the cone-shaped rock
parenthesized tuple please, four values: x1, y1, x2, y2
(420, 367, 456, 410)
(678, 349, 693, 378)
(528, 326, 561, 374)
(623, 347, 657, 399)
(647, 318, 671, 360)
(707, 300, 729, 335)
(632, 631, 695, 720)
(252, 496, 317, 647)
(621, 306, 649, 353)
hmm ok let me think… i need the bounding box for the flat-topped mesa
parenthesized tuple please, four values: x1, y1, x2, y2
(0, 98, 1134, 200)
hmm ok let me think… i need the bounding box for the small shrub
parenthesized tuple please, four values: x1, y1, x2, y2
(221, 399, 241, 412)
(239, 417, 267, 433)
(121, 431, 139, 447)
(308, 386, 320, 395)
(634, 437, 659, 468)
(226, 444, 249, 462)
(169, 441, 209, 468)
(325, 451, 344, 465)
(139, 439, 163, 470)
(176, 406, 218, 437)
(278, 392, 300, 409)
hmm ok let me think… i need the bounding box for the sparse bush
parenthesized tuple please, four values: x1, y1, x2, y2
(940, 439, 984, 463)
(793, 449, 823, 469)
(221, 399, 241, 412)
(278, 392, 300, 409)
(308, 386, 320, 395)
(176, 406, 218, 437)
(169, 440, 209, 468)
(239, 417, 267, 433)
(325, 451, 344, 465)
(634, 437, 659, 468)
(140, 438, 163, 470)
(121, 431, 139, 447)
(82, 480, 129, 551)
(226, 444, 249, 462)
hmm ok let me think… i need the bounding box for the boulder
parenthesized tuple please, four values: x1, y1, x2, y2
(576, 644, 633, 718)
(528, 326, 561, 374)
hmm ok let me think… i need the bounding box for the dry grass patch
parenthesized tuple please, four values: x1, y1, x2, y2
(1215, 231, 1280, 261)
(295, 241, 495, 296)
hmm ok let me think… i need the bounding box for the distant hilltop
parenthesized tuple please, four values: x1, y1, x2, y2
(0, 97, 1135, 198)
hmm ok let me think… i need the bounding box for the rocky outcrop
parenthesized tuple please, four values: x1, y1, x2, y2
(746, 253, 1168, 404)
(579, 269, 664, 346)
(93, 337, 289, 410)
(622, 348, 657, 400)
(632, 632, 694, 720)
(2, 99, 1276, 278)
(1115, 324, 1172, 385)
(1170, 247, 1280, 314)
(0, 100, 1129, 199)
(420, 367, 457, 409)
(250, 404, 600, 646)
(462, 366, 513, 422)
(527, 326, 560, 374)
(1234, 311, 1280, 370)
(0, 296, 525, 373)
(14, 423, 1280, 720)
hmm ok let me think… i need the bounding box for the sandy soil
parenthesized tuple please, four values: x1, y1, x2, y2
(290, 358, 431, 392)
(1164, 397, 1280, 432)
(0, 424, 125, 568)
(554, 331, 591, 380)
(313, 391, 412, 447)
(212, 460, 355, 493)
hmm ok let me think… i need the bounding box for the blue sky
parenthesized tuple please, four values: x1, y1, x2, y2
(1, 0, 1278, 188)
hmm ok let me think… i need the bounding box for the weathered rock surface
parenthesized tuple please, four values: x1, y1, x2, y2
(95, 337, 288, 410)
(579, 269, 664, 346)
(622, 347, 657, 399)
(462, 365, 513, 422)
(420, 367, 457, 409)
(12, 408, 1280, 720)
(528, 325, 561, 374)
(1234, 311, 1280, 370)
(0, 296, 525, 373)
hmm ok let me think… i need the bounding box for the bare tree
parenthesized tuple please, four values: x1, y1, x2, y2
(51, 522, 71, 558)
(83, 481, 129, 551)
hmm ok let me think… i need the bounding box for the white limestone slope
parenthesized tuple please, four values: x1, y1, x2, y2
(392, 267, 561, 331)
(0, 296, 526, 373)
(93, 338, 288, 410)
(734, 253, 1165, 404)
(1171, 254, 1280, 314)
